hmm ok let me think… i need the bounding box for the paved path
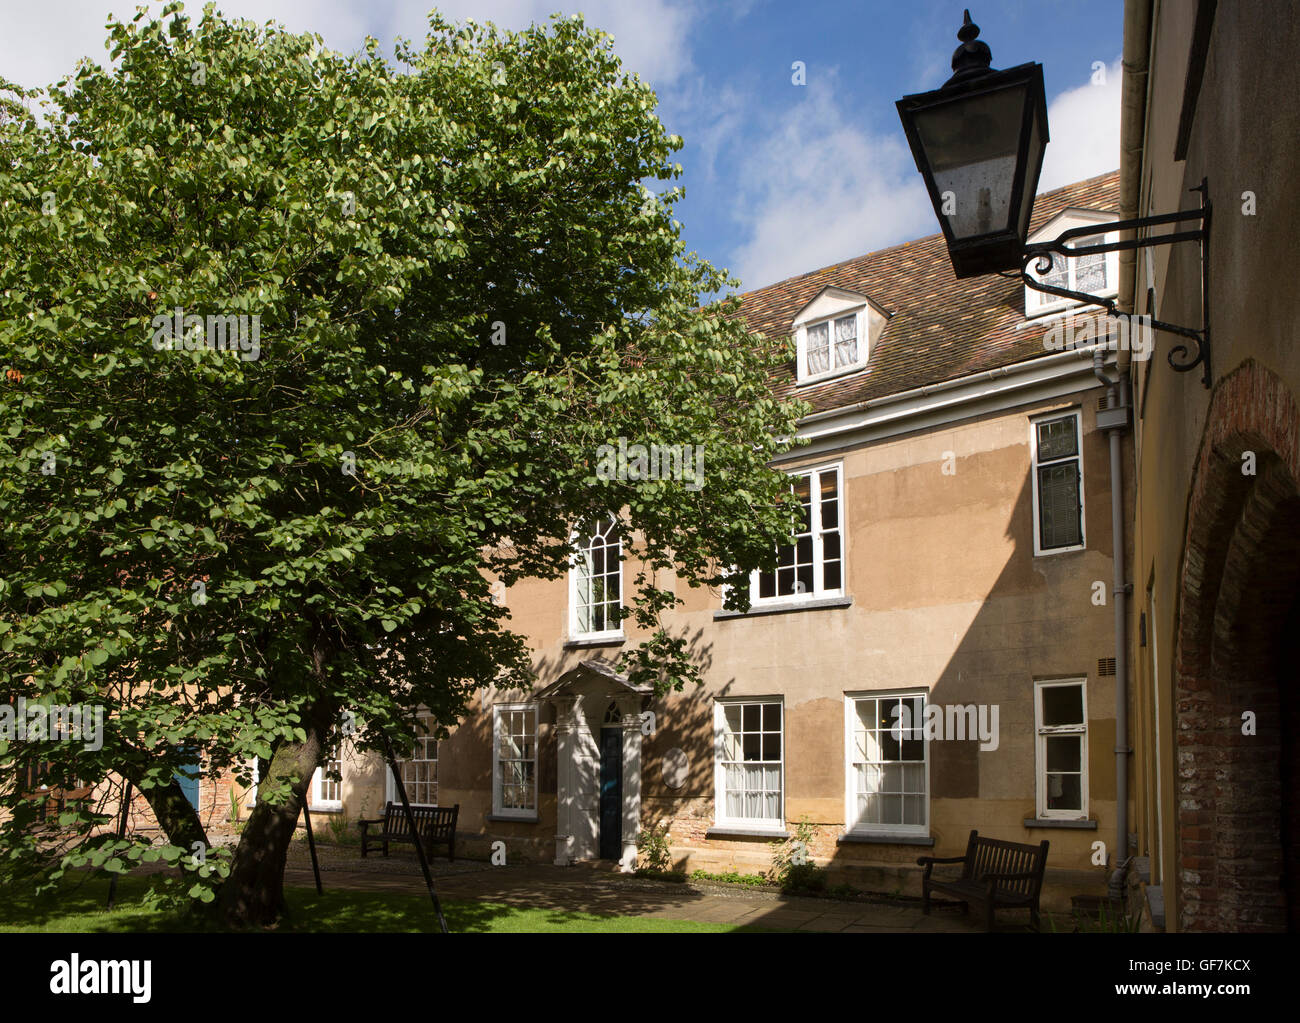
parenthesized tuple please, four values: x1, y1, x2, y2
(283, 847, 987, 932)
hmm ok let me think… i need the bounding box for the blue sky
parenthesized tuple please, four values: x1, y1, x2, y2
(4, 0, 1124, 293)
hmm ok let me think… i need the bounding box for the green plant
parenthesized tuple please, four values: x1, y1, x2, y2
(769, 817, 827, 894)
(227, 787, 240, 826)
(690, 869, 770, 887)
(637, 821, 672, 874)
(0, 1, 810, 929)
(634, 868, 687, 883)
(1077, 901, 1142, 933)
(325, 814, 358, 846)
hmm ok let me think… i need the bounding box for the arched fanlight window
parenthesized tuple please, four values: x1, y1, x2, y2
(570, 514, 623, 638)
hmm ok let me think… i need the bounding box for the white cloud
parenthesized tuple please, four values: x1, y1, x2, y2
(723, 73, 933, 291)
(1038, 59, 1122, 191)
(0, 0, 700, 94)
(721, 58, 1124, 292)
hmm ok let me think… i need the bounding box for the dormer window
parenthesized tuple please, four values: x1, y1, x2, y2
(792, 287, 886, 385)
(1024, 209, 1120, 318)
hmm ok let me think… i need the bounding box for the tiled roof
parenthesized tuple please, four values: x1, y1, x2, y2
(733, 170, 1120, 415)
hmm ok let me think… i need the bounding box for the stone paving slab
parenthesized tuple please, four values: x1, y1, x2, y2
(282, 856, 987, 932)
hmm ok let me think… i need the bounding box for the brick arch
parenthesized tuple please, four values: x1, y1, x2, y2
(1174, 359, 1300, 932)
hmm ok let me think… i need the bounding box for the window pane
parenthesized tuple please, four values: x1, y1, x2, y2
(1047, 772, 1082, 811)
(1074, 243, 1106, 292)
(1038, 463, 1081, 548)
(1046, 735, 1081, 773)
(1037, 417, 1078, 460)
(795, 535, 813, 566)
(806, 322, 830, 375)
(822, 560, 841, 591)
(1041, 684, 1084, 727)
(742, 704, 760, 731)
(833, 315, 858, 367)
(820, 498, 838, 532)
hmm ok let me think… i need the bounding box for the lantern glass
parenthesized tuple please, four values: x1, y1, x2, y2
(897, 61, 1048, 277)
(911, 82, 1028, 241)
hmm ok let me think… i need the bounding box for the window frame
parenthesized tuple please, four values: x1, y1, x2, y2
(568, 513, 624, 641)
(1029, 409, 1086, 556)
(713, 698, 786, 833)
(492, 703, 539, 820)
(795, 307, 870, 384)
(748, 462, 845, 606)
(311, 742, 343, 812)
(1024, 213, 1120, 318)
(1034, 678, 1089, 821)
(386, 715, 439, 807)
(844, 690, 931, 838)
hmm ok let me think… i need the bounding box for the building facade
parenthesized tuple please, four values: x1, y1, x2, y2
(294, 172, 1136, 910)
(1122, 0, 1300, 932)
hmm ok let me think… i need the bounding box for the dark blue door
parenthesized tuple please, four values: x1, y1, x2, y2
(599, 727, 622, 860)
(175, 747, 200, 810)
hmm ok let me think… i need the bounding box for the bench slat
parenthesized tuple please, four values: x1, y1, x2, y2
(920, 830, 1049, 931)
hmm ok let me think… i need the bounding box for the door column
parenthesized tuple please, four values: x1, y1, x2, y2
(615, 694, 644, 871)
(552, 696, 578, 866)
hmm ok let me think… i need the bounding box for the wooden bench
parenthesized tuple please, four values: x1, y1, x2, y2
(358, 802, 458, 862)
(917, 830, 1050, 931)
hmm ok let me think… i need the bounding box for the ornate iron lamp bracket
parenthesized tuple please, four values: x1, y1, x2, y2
(1020, 179, 1212, 387)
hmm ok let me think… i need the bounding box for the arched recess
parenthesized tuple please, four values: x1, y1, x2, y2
(1173, 359, 1300, 932)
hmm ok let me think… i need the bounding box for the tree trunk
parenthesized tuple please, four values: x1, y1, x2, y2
(214, 623, 341, 927)
(214, 708, 332, 926)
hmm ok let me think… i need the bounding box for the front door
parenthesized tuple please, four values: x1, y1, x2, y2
(598, 727, 622, 860)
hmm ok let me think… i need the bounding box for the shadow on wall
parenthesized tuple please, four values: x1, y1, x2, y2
(628, 402, 1123, 918)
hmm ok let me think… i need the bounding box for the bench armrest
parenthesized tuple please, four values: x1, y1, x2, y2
(357, 817, 383, 827)
(917, 854, 967, 866)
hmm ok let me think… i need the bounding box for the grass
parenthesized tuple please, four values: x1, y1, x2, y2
(0, 875, 763, 933)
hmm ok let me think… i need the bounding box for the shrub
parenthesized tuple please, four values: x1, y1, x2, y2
(690, 869, 769, 887)
(637, 821, 672, 874)
(769, 817, 828, 894)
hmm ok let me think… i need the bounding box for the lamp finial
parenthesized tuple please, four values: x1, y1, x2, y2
(947, 10, 993, 85)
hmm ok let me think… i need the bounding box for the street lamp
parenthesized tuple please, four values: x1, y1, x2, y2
(897, 10, 1212, 386)
(896, 10, 1048, 279)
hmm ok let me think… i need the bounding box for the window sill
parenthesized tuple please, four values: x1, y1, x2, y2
(1033, 544, 1086, 558)
(308, 805, 343, 815)
(837, 831, 935, 847)
(564, 635, 625, 649)
(797, 363, 869, 389)
(714, 596, 852, 620)
(705, 825, 789, 840)
(487, 813, 539, 824)
(1023, 817, 1096, 829)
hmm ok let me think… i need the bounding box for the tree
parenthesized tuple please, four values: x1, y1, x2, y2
(0, 2, 805, 926)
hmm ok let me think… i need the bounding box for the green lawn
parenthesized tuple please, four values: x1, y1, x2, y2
(0, 876, 757, 933)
